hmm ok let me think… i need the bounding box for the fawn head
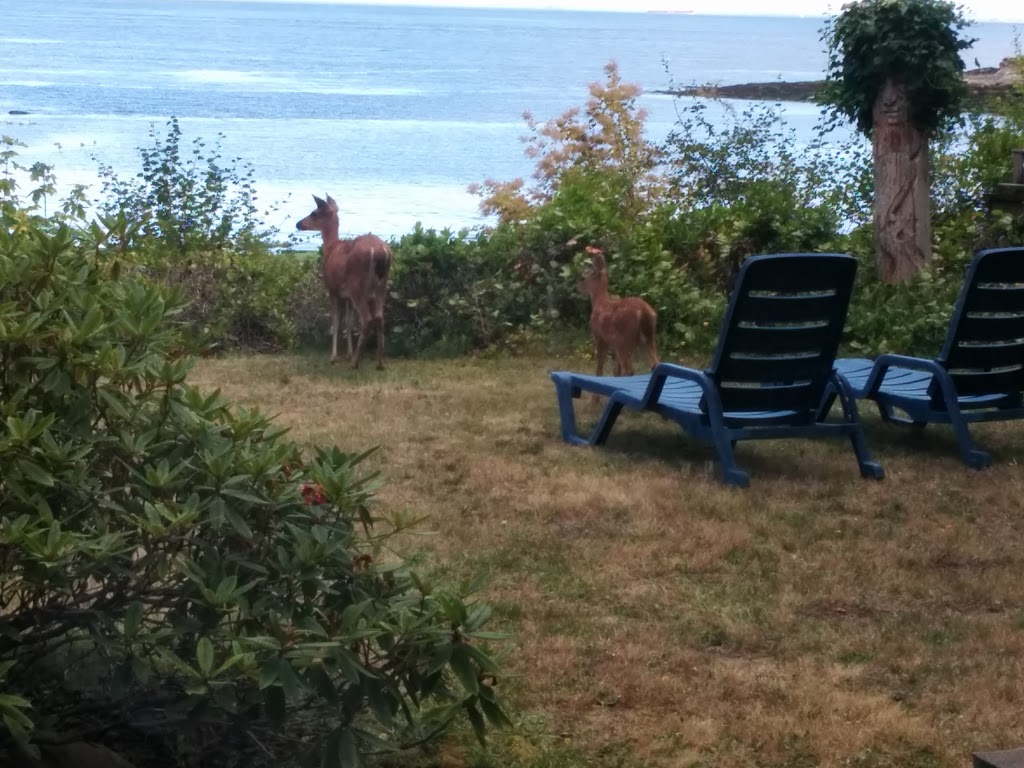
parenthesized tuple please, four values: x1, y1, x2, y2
(576, 246, 609, 297)
(296, 194, 338, 233)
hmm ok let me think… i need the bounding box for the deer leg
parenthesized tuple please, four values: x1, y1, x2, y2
(615, 344, 634, 377)
(329, 295, 342, 363)
(373, 302, 386, 371)
(350, 301, 374, 370)
(645, 332, 660, 371)
(592, 338, 609, 404)
(345, 300, 355, 362)
(595, 338, 609, 377)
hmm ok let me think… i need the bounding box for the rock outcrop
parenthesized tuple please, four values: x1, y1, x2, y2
(656, 57, 1022, 106)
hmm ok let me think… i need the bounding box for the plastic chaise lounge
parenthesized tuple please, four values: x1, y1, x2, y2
(826, 246, 1024, 469)
(550, 252, 885, 487)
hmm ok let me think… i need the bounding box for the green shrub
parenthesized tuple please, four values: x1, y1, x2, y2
(134, 245, 320, 352)
(95, 117, 278, 255)
(387, 225, 536, 357)
(845, 268, 960, 355)
(0, 213, 507, 766)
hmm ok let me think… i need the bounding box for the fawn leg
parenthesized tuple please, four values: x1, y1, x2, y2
(645, 333, 660, 371)
(592, 339, 609, 404)
(615, 344, 634, 377)
(595, 338, 608, 377)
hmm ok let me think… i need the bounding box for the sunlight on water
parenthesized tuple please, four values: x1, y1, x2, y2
(0, 37, 62, 44)
(171, 69, 426, 96)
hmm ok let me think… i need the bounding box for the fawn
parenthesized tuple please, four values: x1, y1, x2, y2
(577, 246, 659, 379)
(296, 194, 393, 370)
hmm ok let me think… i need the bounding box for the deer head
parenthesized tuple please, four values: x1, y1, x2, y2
(576, 246, 609, 297)
(296, 194, 339, 235)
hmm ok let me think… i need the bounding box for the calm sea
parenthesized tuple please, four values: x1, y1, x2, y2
(1, 0, 1020, 244)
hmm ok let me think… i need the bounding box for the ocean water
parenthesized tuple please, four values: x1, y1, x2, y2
(1, 0, 1020, 245)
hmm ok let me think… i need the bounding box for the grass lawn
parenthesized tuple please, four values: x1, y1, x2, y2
(190, 351, 1024, 768)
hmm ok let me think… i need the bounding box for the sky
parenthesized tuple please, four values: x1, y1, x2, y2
(223, 0, 1024, 23)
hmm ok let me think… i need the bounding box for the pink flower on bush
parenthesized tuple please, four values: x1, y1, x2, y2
(301, 483, 327, 506)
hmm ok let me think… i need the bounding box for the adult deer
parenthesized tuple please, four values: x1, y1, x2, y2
(577, 246, 659, 381)
(296, 194, 393, 369)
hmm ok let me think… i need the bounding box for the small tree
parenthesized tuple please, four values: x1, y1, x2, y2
(822, 0, 975, 283)
(470, 61, 663, 226)
(94, 117, 276, 255)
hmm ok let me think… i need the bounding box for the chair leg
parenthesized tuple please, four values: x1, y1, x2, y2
(928, 374, 992, 468)
(553, 377, 624, 447)
(835, 381, 885, 480)
(848, 427, 885, 480)
(876, 402, 896, 423)
(816, 388, 838, 421)
(592, 400, 624, 446)
(710, 431, 749, 488)
(947, 410, 991, 469)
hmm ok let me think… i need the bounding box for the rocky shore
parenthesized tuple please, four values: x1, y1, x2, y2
(656, 57, 1022, 107)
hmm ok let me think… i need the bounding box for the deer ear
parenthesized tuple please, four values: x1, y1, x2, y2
(313, 194, 327, 209)
(590, 252, 607, 271)
(326, 194, 337, 208)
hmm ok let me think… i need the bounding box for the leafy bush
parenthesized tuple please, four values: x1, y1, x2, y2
(387, 225, 540, 357)
(0, 213, 507, 766)
(134, 246, 320, 352)
(95, 117, 278, 254)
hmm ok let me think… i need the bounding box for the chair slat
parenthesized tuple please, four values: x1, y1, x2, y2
(949, 367, 1024, 396)
(717, 353, 829, 383)
(739, 263, 852, 292)
(718, 382, 817, 413)
(729, 323, 829, 354)
(945, 340, 1024, 369)
(737, 294, 840, 324)
(954, 313, 1024, 342)
(962, 286, 1024, 314)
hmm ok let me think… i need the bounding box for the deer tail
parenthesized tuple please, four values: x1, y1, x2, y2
(641, 305, 657, 340)
(372, 245, 392, 281)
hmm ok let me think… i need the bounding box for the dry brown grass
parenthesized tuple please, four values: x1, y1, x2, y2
(190, 352, 1024, 768)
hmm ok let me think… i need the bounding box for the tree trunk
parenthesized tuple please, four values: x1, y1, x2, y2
(872, 78, 932, 284)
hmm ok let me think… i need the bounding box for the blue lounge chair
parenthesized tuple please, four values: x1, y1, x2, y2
(551, 253, 884, 487)
(829, 246, 1024, 468)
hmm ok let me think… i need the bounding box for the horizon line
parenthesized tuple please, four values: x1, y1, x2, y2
(185, 0, 1024, 24)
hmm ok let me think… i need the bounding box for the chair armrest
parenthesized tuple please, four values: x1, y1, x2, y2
(648, 363, 725, 416)
(651, 362, 714, 389)
(861, 354, 951, 398)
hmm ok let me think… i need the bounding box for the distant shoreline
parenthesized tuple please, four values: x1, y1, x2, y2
(655, 59, 1022, 107)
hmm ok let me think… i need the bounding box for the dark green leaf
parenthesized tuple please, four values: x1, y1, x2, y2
(263, 685, 286, 726)
(448, 645, 479, 694)
(465, 702, 487, 747)
(196, 637, 215, 676)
